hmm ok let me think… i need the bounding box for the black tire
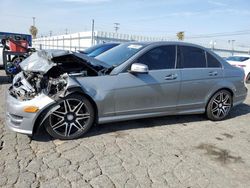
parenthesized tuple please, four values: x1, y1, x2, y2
(11, 55, 25, 63)
(45, 94, 95, 140)
(246, 73, 250, 84)
(206, 90, 232, 121)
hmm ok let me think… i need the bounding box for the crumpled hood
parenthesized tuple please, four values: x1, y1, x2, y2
(20, 50, 70, 74)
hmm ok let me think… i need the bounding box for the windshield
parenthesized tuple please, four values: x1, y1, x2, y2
(73, 52, 110, 68)
(226, 56, 250, 62)
(95, 43, 146, 66)
(84, 44, 104, 54)
(88, 43, 119, 57)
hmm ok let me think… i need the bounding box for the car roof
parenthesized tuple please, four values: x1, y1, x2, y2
(123, 41, 208, 49)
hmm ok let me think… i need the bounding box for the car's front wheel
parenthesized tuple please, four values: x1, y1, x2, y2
(45, 94, 95, 140)
(206, 90, 232, 121)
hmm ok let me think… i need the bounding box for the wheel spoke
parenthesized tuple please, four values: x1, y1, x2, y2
(65, 123, 73, 136)
(219, 93, 223, 102)
(212, 100, 219, 108)
(217, 109, 222, 117)
(212, 107, 219, 113)
(223, 103, 231, 107)
(222, 106, 230, 113)
(64, 100, 73, 112)
(72, 121, 83, 131)
(213, 98, 219, 104)
(53, 122, 67, 130)
(51, 118, 64, 128)
(222, 95, 229, 103)
(76, 113, 90, 120)
(73, 101, 85, 114)
(220, 108, 226, 116)
(52, 111, 65, 118)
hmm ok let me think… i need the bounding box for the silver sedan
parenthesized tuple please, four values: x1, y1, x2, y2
(6, 42, 248, 139)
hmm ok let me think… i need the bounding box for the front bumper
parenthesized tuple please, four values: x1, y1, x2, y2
(5, 91, 55, 135)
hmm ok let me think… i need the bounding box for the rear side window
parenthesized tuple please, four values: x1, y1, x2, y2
(137, 45, 176, 70)
(206, 52, 221, 68)
(178, 46, 206, 68)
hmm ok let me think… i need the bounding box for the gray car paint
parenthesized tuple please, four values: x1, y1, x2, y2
(6, 41, 248, 135)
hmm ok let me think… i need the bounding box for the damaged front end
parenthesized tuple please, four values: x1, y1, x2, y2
(9, 50, 102, 101)
(6, 49, 106, 135)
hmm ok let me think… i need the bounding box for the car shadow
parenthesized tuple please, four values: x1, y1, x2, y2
(32, 103, 250, 142)
(0, 75, 12, 85)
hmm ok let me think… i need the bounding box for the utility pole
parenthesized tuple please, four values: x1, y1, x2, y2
(114, 23, 120, 33)
(65, 28, 68, 35)
(91, 19, 95, 46)
(32, 17, 36, 26)
(210, 40, 216, 50)
(49, 30, 52, 37)
(228, 40, 235, 56)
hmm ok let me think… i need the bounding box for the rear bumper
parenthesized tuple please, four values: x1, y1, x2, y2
(5, 91, 55, 135)
(233, 87, 248, 106)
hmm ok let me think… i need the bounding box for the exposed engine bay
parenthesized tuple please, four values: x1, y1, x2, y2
(10, 71, 69, 100)
(9, 50, 109, 101)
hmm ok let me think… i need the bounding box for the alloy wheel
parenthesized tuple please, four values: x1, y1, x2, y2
(49, 98, 91, 137)
(211, 91, 231, 119)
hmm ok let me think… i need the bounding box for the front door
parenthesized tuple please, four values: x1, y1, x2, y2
(114, 45, 181, 116)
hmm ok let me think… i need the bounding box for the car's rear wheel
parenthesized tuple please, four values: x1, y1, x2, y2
(206, 90, 232, 121)
(45, 94, 94, 140)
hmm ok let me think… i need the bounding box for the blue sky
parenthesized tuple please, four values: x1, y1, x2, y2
(0, 0, 250, 46)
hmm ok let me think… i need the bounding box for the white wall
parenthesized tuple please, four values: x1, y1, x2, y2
(33, 31, 95, 51)
(33, 30, 250, 58)
(33, 30, 169, 51)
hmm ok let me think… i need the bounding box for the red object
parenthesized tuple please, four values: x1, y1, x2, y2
(9, 39, 28, 52)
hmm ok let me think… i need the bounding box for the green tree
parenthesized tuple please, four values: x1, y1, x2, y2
(29, 25, 38, 39)
(177, 31, 184, 41)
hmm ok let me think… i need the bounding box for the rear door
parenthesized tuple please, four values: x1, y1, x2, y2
(177, 45, 223, 111)
(114, 45, 181, 116)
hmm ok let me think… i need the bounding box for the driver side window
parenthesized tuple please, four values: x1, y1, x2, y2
(137, 45, 176, 70)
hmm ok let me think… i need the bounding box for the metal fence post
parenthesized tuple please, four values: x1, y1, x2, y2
(78, 33, 80, 50)
(70, 35, 72, 51)
(52, 37, 54, 49)
(63, 36, 64, 50)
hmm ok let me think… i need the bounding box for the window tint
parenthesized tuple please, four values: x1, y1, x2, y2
(84, 44, 103, 54)
(206, 52, 221, 68)
(88, 44, 118, 57)
(178, 46, 206, 68)
(96, 43, 145, 66)
(137, 45, 176, 70)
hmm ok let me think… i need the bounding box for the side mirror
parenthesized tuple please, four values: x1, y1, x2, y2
(130, 63, 149, 74)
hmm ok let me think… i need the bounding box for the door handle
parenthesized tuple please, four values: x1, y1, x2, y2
(165, 74, 178, 80)
(209, 71, 218, 76)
